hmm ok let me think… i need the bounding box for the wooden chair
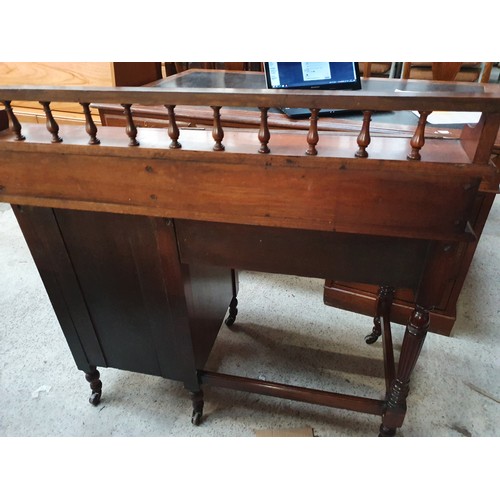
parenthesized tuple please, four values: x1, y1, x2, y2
(401, 62, 493, 83)
(361, 62, 395, 78)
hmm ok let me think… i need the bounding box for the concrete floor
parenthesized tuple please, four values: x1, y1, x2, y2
(0, 198, 499, 438)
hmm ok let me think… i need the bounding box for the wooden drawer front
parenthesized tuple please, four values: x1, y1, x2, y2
(176, 220, 430, 292)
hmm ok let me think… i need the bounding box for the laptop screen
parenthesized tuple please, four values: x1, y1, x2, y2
(264, 62, 361, 91)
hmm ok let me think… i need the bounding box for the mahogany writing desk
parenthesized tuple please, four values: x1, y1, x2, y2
(1, 82, 499, 435)
(97, 70, 500, 335)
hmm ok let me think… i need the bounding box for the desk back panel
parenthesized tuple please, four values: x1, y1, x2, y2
(176, 220, 430, 292)
(0, 138, 483, 242)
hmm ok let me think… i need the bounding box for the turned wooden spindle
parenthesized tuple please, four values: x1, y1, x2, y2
(81, 103, 100, 145)
(355, 110, 372, 158)
(407, 110, 431, 160)
(40, 101, 62, 143)
(165, 105, 181, 149)
(258, 107, 270, 154)
(306, 108, 320, 155)
(211, 106, 225, 151)
(122, 104, 139, 146)
(3, 100, 25, 141)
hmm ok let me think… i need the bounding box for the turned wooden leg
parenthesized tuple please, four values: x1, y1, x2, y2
(225, 296, 239, 327)
(85, 366, 102, 406)
(190, 390, 204, 426)
(225, 269, 239, 327)
(366, 316, 382, 344)
(380, 305, 429, 436)
(365, 286, 395, 344)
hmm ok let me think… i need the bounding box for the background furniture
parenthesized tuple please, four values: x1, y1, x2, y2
(0, 62, 162, 124)
(1, 82, 498, 435)
(164, 62, 262, 75)
(401, 62, 493, 83)
(361, 62, 394, 78)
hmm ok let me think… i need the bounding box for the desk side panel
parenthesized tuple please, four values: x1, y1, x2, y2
(12, 205, 106, 371)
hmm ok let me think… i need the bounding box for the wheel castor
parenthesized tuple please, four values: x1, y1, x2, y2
(190, 390, 204, 426)
(378, 424, 397, 437)
(89, 391, 101, 406)
(365, 317, 381, 344)
(191, 411, 202, 426)
(225, 315, 236, 327)
(365, 332, 380, 344)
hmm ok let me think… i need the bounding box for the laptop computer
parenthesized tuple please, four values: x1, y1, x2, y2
(263, 62, 362, 119)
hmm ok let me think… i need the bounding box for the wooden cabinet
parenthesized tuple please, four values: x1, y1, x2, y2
(12, 206, 234, 397)
(0, 62, 162, 124)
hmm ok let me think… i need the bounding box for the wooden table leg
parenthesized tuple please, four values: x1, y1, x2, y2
(190, 390, 204, 426)
(85, 366, 103, 406)
(380, 305, 429, 436)
(365, 285, 394, 344)
(225, 269, 239, 327)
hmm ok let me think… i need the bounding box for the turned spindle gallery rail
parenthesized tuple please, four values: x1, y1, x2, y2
(1, 84, 499, 160)
(0, 84, 499, 436)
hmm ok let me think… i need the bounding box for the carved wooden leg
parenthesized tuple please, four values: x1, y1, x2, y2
(225, 269, 239, 327)
(380, 306, 429, 436)
(190, 390, 204, 426)
(85, 366, 102, 406)
(365, 286, 394, 344)
(225, 297, 239, 327)
(366, 316, 382, 344)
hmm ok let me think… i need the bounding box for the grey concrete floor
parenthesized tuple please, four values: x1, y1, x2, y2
(0, 199, 499, 439)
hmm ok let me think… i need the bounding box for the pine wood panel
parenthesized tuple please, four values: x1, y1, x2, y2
(0, 62, 115, 118)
